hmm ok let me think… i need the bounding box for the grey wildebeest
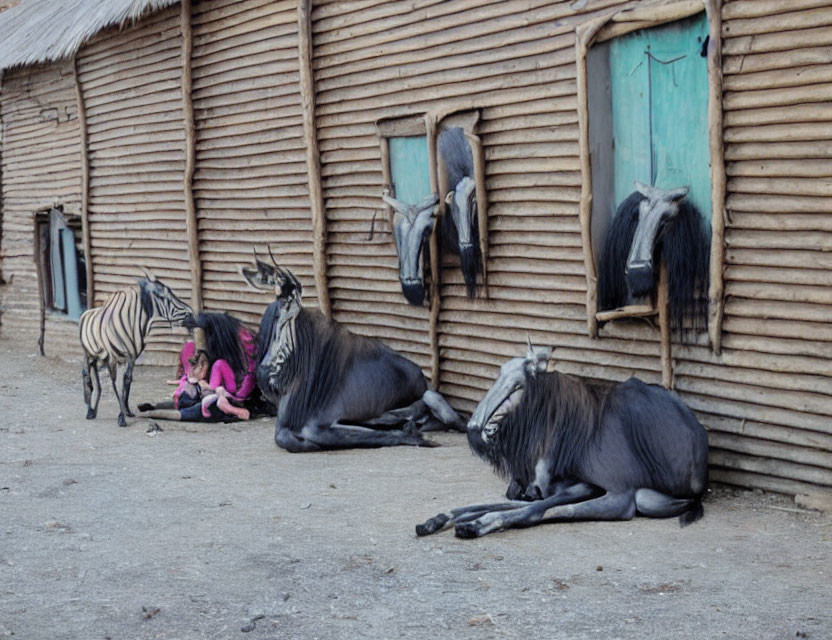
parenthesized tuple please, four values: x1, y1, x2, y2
(598, 182, 710, 333)
(79, 269, 193, 427)
(438, 126, 481, 297)
(382, 191, 439, 306)
(416, 341, 708, 538)
(239, 251, 464, 451)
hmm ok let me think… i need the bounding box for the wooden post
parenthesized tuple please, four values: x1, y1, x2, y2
(73, 54, 94, 307)
(465, 130, 489, 296)
(180, 0, 202, 312)
(658, 262, 673, 389)
(705, 0, 726, 355)
(298, 0, 331, 316)
(424, 113, 441, 388)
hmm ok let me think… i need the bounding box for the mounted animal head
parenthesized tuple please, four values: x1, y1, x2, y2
(382, 190, 439, 306)
(239, 249, 304, 390)
(467, 338, 552, 451)
(136, 267, 193, 326)
(438, 127, 480, 297)
(625, 182, 690, 297)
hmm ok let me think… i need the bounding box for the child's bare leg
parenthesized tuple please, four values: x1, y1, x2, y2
(217, 395, 250, 420)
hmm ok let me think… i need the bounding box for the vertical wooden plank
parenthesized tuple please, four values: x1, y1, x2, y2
(425, 113, 440, 388)
(705, 0, 726, 354)
(73, 54, 93, 307)
(181, 0, 201, 312)
(298, 0, 331, 317)
(464, 129, 489, 296)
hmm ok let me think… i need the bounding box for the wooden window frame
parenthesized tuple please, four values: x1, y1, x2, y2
(575, 0, 725, 356)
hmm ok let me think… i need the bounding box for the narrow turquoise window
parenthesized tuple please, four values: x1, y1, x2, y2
(610, 12, 711, 225)
(388, 136, 432, 205)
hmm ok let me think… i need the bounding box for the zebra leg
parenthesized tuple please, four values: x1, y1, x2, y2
(89, 361, 102, 420)
(82, 358, 94, 419)
(122, 359, 136, 417)
(109, 364, 128, 427)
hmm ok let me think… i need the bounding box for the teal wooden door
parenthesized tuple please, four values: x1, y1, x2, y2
(388, 136, 432, 205)
(610, 12, 711, 224)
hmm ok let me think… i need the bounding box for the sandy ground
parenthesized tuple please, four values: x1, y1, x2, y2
(1, 339, 831, 640)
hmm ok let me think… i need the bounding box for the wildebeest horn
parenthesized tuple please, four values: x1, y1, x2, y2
(382, 193, 408, 215)
(138, 266, 156, 282)
(267, 245, 279, 268)
(526, 333, 534, 358)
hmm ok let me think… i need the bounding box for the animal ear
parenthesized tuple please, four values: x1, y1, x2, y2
(444, 190, 454, 205)
(534, 346, 553, 372)
(274, 266, 303, 301)
(668, 186, 689, 201)
(239, 264, 273, 291)
(634, 181, 651, 197)
(138, 266, 156, 282)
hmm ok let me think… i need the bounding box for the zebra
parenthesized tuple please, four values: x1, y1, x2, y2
(80, 268, 194, 427)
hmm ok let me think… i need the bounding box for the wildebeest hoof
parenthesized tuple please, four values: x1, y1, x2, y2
(117, 414, 127, 428)
(415, 513, 449, 536)
(454, 522, 480, 539)
(86, 408, 96, 420)
(125, 409, 136, 418)
(137, 403, 153, 412)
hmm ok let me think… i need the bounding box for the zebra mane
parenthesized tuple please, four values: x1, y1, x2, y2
(137, 279, 154, 320)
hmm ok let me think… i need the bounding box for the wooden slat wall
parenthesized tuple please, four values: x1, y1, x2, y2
(704, 0, 832, 495)
(192, 0, 317, 326)
(0, 61, 83, 359)
(76, 7, 191, 365)
(312, 0, 832, 498)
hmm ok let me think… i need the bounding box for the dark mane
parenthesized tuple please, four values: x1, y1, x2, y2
(597, 191, 709, 337)
(438, 127, 473, 191)
(263, 308, 389, 425)
(483, 371, 605, 487)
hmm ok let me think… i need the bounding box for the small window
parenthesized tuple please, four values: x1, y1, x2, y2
(35, 207, 87, 320)
(388, 135, 432, 204)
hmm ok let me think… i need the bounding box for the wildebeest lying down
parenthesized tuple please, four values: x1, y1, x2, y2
(240, 251, 464, 452)
(416, 342, 708, 538)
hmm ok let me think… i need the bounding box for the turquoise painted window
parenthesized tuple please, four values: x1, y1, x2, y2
(388, 135, 432, 205)
(609, 12, 711, 224)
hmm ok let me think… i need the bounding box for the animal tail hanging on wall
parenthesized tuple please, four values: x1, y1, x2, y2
(438, 127, 481, 298)
(597, 182, 709, 335)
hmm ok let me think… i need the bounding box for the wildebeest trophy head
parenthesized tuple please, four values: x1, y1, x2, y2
(136, 266, 194, 326)
(382, 190, 439, 306)
(625, 182, 690, 298)
(467, 338, 552, 446)
(438, 127, 481, 297)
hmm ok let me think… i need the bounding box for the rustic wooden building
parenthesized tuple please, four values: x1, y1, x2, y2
(0, 0, 830, 505)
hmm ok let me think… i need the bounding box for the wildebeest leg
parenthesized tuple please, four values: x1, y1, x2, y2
(634, 488, 697, 518)
(361, 400, 427, 428)
(417, 481, 601, 537)
(109, 364, 128, 427)
(122, 359, 136, 417)
(297, 421, 434, 451)
(422, 389, 465, 431)
(455, 488, 635, 538)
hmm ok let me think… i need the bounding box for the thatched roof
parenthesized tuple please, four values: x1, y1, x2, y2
(0, 0, 179, 72)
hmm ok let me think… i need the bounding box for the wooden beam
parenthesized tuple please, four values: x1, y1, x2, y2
(180, 0, 202, 312)
(73, 54, 94, 307)
(298, 0, 331, 317)
(705, 0, 727, 355)
(595, 304, 657, 322)
(425, 113, 441, 388)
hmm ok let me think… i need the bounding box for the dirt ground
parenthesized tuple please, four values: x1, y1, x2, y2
(1, 340, 831, 640)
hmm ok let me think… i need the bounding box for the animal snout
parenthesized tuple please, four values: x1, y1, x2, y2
(400, 279, 425, 306)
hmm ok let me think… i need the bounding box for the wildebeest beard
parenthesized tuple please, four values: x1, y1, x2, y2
(469, 371, 604, 490)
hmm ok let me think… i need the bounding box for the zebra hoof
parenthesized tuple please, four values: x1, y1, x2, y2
(86, 408, 96, 420)
(117, 414, 127, 428)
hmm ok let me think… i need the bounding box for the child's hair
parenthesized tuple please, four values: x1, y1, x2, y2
(188, 350, 210, 370)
